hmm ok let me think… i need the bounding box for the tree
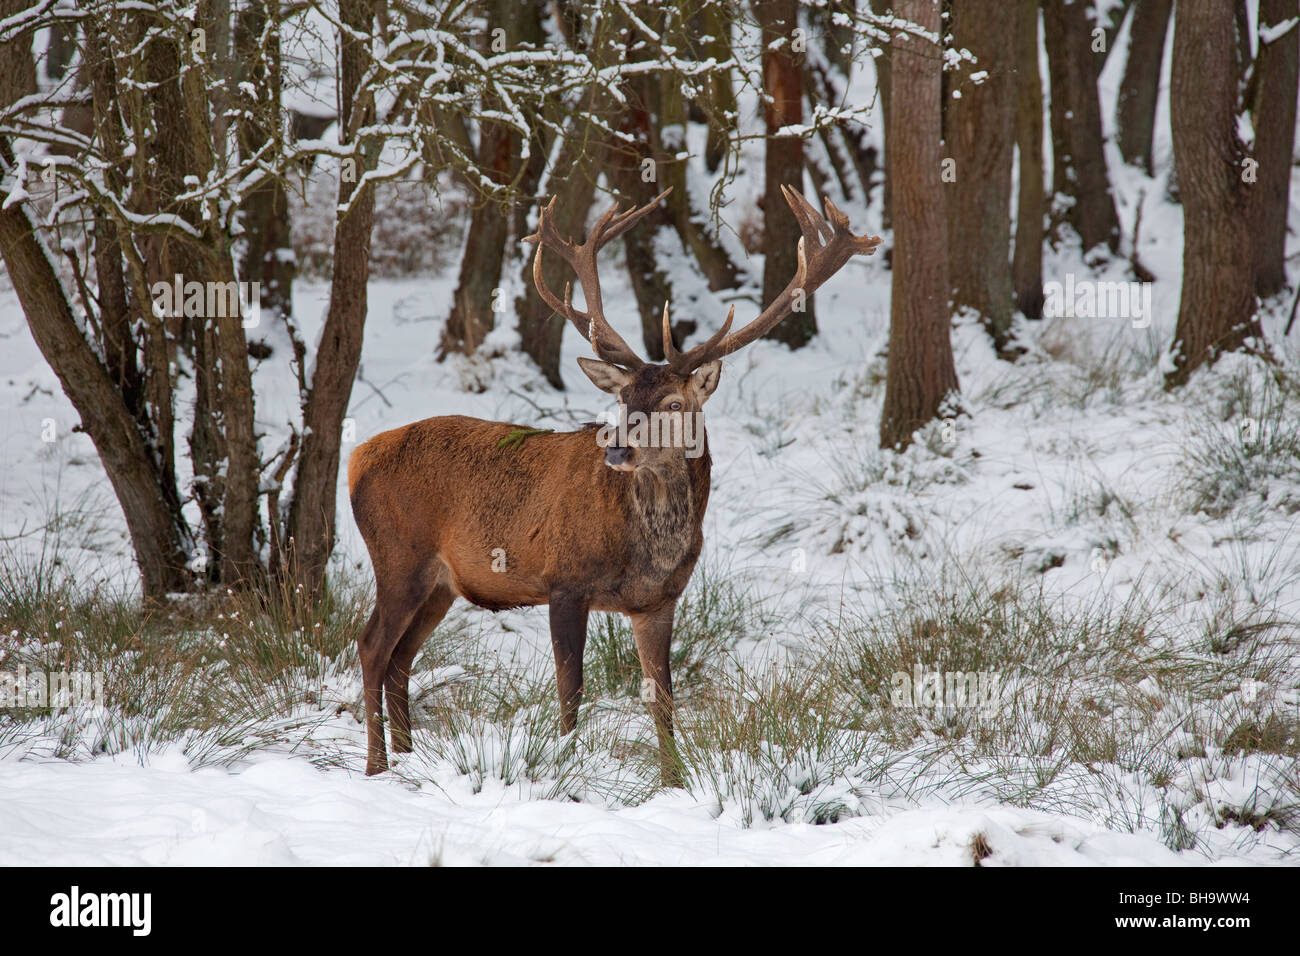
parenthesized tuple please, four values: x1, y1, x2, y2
(946, 0, 1017, 353)
(1043, 0, 1121, 254)
(756, 0, 816, 347)
(655, 6, 743, 295)
(608, 65, 682, 362)
(1013, 0, 1046, 320)
(439, 0, 544, 358)
(515, 119, 602, 387)
(702, 0, 740, 173)
(1115, 0, 1173, 176)
(880, 0, 960, 450)
(802, 1, 879, 206)
(282, 0, 377, 593)
(1091, 0, 1133, 77)
(870, 0, 894, 230)
(1248, 0, 1299, 298)
(1166, 0, 1261, 387)
(236, 0, 295, 334)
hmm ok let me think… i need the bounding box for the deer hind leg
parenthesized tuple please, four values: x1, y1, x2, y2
(548, 591, 591, 735)
(630, 603, 682, 788)
(360, 574, 433, 775)
(385, 583, 455, 755)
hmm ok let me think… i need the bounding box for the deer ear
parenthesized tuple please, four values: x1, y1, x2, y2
(576, 357, 631, 394)
(691, 360, 722, 403)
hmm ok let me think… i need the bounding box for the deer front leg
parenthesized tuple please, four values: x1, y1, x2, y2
(631, 603, 683, 788)
(548, 591, 590, 735)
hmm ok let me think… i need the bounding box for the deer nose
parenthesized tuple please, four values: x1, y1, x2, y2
(604, 445, 633, 468)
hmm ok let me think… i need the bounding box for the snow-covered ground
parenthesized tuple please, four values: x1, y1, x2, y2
(3, 236, 1297, 864)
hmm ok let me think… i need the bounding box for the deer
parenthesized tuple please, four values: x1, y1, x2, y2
(348, 184, 882, 780)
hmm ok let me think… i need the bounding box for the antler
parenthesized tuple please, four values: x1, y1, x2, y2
(523, 188, 673, 369)
(667, 186, 883, 373)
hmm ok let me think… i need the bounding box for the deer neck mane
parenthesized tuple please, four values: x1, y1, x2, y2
(629, 451, 709, 573)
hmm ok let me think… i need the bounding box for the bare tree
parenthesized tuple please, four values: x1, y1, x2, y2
(439, 0, 544, 358)
(702, 0, 739, 173)
(756, 0, 816, 347)
(1166, 0, 1262, 387)
(1248, 0, 1299, 298)
(1115, 0, 1173, 176)
(515, 122, 602, 387)
(283, 0, 377, 593)
(870, 0, 893, 229)
(880, 0, 960, 449)
(947, 0, 1017, 353)
(1014, 0, 1045, 320)
(1043, 0, 1121, 254)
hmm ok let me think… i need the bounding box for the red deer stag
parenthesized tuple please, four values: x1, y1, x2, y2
(349, 185, 881, 779)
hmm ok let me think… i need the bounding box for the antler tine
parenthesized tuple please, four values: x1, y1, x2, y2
(782, 184, 833, 246)
(527, 229, 590, 341)
(668, 303, 735, 373)
(524, 190, 676, 369)
(671, 186, 881, 373)
(822, 194, 850, 231)
(662, 301, 680, 365)
(598, 187, 673, 246)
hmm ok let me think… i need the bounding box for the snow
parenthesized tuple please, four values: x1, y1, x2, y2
(0, 750, 1187, 866)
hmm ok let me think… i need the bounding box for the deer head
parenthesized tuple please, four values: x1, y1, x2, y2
(524, 185, 883, 473)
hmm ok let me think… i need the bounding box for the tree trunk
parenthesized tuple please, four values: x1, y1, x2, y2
(441, 0, 536, 356)
(439, 123, 514, 356)
(285, 0, 376, 595)
(516, 123, 599, 388)
(0, 203, 194, 599)
(870, 0, 893, 230)
(756, 0, 816, 347)
(0, 13, 192, 599)
(947, 0, 1017, 353)
(609, 99, 677, 362)
(655, 10, 742, 293)
(1013, 0, 1045, 320)
(1165, 0, 1261, 388)
(703, 0, 738, 173)
(0, 5, 193, 601)
(138, 28, 244, 583)
(237, 1, 295, 331)
(1043, 0, 1121, 254)
(1249, 0, 1299, 298)
(1092, 0, 1133, 77)
(880, 0, 960, 450)
(1115, 0, 1172, 176)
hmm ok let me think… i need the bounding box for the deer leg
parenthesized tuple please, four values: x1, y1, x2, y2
(360, 577, 429, 775)
(548, 591, 590, 735)
(630, 602, 682, 787)
(385, 584, 455, 754)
